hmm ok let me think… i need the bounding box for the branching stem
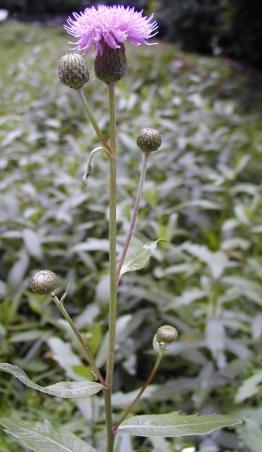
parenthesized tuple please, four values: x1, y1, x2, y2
(78, 88, 111, 153)
(116, 152, 149, 281)
(113, 352, 163, 433)
(82, 146, 112, 184)
(52, 295, 106, 387)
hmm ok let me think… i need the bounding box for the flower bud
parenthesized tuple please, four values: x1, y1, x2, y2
(58, 53, 90, 89)
(95, 44, 127, 84)
(30, 270, 58, 295)
(137, 128, 162, 153)
(156, 325, 178, 344)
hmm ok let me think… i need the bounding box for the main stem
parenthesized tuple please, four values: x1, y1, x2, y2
(116, 152, 149, 281)
(105, 82, 117, 452)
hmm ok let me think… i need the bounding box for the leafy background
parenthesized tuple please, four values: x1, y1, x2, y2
(0, 20, 262, 451)
(2, 0, 262, 69)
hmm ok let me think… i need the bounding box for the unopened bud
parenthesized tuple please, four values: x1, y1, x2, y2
(156, 325, 178, 344)
(58, 53, 90, 89)
(95, 44, 127, 84)
(30, 270, 58, 295)
(137, 128, 162, 153)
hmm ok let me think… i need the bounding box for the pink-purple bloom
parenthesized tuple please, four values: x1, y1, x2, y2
(65, 5, 158, 55)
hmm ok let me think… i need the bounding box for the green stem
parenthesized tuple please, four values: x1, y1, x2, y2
(113, 353, 162, 433)
(105, 82, 118, 452)
(52, 295, 106, 387)
(78, 88, 111, 153)
(116, 152, 149, 281)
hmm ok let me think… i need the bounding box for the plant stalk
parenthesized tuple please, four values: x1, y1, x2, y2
(105, 82, 118, 452)
(116, 152, 149, 281)
(113, 352, 162, 433)
(52, 295, 106, 387)
(78, 88, 111, 153)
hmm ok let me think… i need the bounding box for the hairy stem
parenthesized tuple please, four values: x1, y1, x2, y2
(52, 295, 106, 387)
(78, 88, 111, 153)
(113, 353, 162, 433)
(105, 82, 118, 452)
(116, 152, 149, 281)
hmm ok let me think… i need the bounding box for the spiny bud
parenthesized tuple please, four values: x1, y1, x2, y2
(137, 128, 162, 153)
(95, 44, 127, 84)
(30, 270, 58, 295)
(156, 325, 178, 344)
(58, 53, 90, 89)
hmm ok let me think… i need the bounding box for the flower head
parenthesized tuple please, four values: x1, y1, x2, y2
(58, 53, 90, 89)
(65, 5, 158, 55)
(137, 128, 162, 153)
(30, 270, 58, 295)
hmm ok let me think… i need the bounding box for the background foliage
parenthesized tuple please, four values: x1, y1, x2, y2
(1, 0, 262, 70)
(0, 20, 262, 451)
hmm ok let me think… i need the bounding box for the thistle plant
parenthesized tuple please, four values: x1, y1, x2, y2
(0, 5, 241, 452)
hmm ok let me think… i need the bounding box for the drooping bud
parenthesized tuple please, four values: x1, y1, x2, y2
(156, 325, 178, 344)
(58, 53, 90, 89)
(30, 270, 58, 295)
(95, 44, 127, 84)
(137, 128, 162, 153)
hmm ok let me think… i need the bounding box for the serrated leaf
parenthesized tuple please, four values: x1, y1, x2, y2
(120, 240, 163, 277)
(0, 417, 95, 452)
(0, 363, 103, 398)
(119, 411, 241, 437)
(235, 370, 262, 403)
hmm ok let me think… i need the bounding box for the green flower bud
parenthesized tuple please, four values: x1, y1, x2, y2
(30, 270, 58, 295)
(156, 325, 178, 344)
(137, 128, 162, 153)
(58, 53, 90, 89)
(95, 44, 127, 84)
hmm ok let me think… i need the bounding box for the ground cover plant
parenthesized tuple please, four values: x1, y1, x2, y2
(0, 8, 262, 452)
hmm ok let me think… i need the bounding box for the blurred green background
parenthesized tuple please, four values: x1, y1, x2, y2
(0, 3, 262, 451)
(1, 0, 262, 69)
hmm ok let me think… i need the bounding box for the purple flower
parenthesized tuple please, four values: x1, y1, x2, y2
(65, 5, 158, 55)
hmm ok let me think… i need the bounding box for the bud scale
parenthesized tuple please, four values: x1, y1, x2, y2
(30, 270, 58, 295)
(95, 45, 127, 84)
(137, 128, 162, 153)
(58, 53, 89, 89)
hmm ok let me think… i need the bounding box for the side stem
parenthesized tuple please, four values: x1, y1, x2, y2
(105, 82, 118, 452)
(116, 152, 149, 281)
(78, 88, 111, 153)
(113, 353, 162, 433)
(52, 295, 106, 387)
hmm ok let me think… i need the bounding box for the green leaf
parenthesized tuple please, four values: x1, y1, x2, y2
(235, 370, 262, 403)
(0, 417, 95, 452)
(119, 411, 242, 437)
(182, 242, 228, 279)
(237, 418, 262, 452)
(120, 239, 163, 277)
(22, 229, 43, 260)
(0, 363, 103, 398)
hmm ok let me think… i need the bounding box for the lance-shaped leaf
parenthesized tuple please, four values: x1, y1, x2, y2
(0, 417, 95, 452)
(235, 370, 262, 403)
(119, 411, 242, 437)
(120, 239, 163, 277)
(237, 418, 262, 452)
(0, 363, 103, 398)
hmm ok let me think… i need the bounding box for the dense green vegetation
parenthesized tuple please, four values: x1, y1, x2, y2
(0, 21, 262, 451)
